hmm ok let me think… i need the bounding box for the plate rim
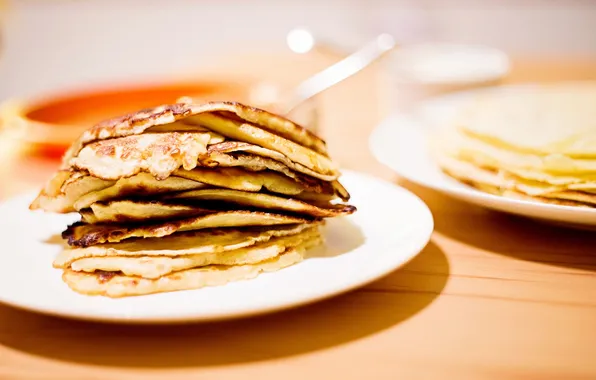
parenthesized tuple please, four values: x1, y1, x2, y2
(0, 169, 434, 324)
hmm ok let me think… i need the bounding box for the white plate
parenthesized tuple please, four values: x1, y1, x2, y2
(0, 170, 433, 323)
(370, 84, 596, 229)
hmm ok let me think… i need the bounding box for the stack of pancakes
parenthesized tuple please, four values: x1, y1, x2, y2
(30, 99, 355, 297)
(432, 82, 596, 207)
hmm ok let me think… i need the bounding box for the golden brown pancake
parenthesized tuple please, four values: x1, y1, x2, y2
(434, 127, 596, 175)
(79, 200, 217, 224)
(67, 228, 321, 279)
(29, 98, 356, 298)
(167, 188, 356, 217)
(61, 100, 329, 169)
(455, 82, 596, 158)
(29, 170, 114, 213)
(62, 246, 311, 298)
(436, 153, 596, 207)
(173, 167, 332, 196)
(202, 141, 349, 200)
(70, 132, 214, 180)
(63, 211, 317, 247)
(80, 189, 355, 223)
(53, 222, 321, 268)
(184, 112, 338, 178)
(73, 173, 208, 211)
(203, 141, 339, 181)
(431, 90, 596, 209)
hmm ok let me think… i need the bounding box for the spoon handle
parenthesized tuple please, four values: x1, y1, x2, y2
(284, 33, 396, 114)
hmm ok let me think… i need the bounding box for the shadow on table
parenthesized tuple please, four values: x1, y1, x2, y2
(0, 242, 449, 368)
(398, 178, 596, 272)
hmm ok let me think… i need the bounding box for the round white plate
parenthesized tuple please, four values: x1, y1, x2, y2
(0, 170, 433, 323)
(370, 83, 596, 229)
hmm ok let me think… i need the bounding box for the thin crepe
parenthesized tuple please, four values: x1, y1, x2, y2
(61, 100, 329, 170)
(73, 173, 207, 211)
(185, 112, 339, 178)
(455, 82, 596, 157)
(53, 223, 320, 268)
(435, 128, 596, 175)
(81, 191, 353, 223)
(29, 170, 114, 213)
(202, 141, 349, 199)
(436, 153, 596, 207)
(67, 228, 321, 279)
(62, 246, 311, 298)
(63, 211, 316, 247)
(168, 188, 356, 217)
(432, 129, 596, 191)
(173, 167, 332, 196)
(80, 200, 217, 224)
(70, 132, 214, 180)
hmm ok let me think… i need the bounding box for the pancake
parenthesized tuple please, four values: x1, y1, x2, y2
(29, 98, 355, 298)
(206, 100, 329, 155)
(29, 170, 114, 213)
(505, 167, 596, 186)
(148, 124, 226, 144)
(197, 150, 345, 202)
(203, 141, 339, 182)
(62, 100, 329, 170)
(65, 105, 339, 181)
(437, 129, 596, 175)
(63, 211, 316, 247)
(67, 227, 321, 279)
(62, 245, 310, 298)
(73, 173, 207, 211)
(436, 153, 596, 206)
(80, 200, 217, 224)
(202, 142, 350, 200)
(184, 112, 339, 178)
(173, 167, 332, 196)
(70, 132, 214, 180)
(455, 82, 596, 157)
(167, 188, 356, 217)
(53, 223, 320, 267)
(72, 165, 334, 213)
(433, 128, 596, 192)
(80, 189, 354, 223)
(438, 146, 596, 195)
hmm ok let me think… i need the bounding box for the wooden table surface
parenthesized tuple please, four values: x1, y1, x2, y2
(1, 54, 596, 380)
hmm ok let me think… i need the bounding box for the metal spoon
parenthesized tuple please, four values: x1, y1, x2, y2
(283, 30, 396, 114)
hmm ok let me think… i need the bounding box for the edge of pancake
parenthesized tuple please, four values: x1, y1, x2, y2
(62, 210, 319, 247)
(79, 200, 220, 224)
(53, 222, 322, 268)
(63, 100, 328, 167)
(204, 141, 349, 200)
(61, 246, 313, 298)
(437, 153, 596, 208)
(202, 100, 328, 156)
(167, 188, 357, 218)
(66, 228, 322, 279)
(204, 141, 340, 182)
(29, 170, 115, 213)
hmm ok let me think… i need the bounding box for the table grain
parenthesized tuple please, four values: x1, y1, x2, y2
(0, 54, 595, 380)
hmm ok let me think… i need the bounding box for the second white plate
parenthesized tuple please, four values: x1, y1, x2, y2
(370, 84, 596, 229)
(0, 170, 433, 323)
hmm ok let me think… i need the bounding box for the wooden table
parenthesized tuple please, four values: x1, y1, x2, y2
(1, 55, 596, 380)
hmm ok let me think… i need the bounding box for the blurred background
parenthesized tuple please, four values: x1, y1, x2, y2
(0, 0, 595, 194)
(1, 0, 596, 100)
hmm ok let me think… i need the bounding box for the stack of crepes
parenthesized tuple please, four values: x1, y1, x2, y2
(30, 99, 356, 297)
(432, 82, 596, 207)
